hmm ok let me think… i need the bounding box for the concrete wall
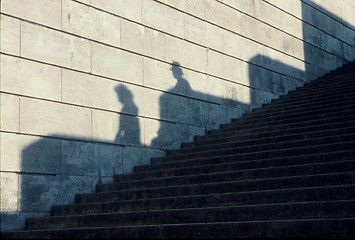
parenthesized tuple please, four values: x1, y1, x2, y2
(1, 0, 354, 231)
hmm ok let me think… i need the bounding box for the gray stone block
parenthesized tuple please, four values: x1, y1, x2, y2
(0, 15, 20, 55)
(59, 175, 97, 205)
(122, 146, 152, 174)
(1, 55, 61, 101)
(207, 104, 244, 129)
(19, 174, 96, 212)
(248, 64, 274, 93)
(142, 0, 185, 38)
(21, 22, 91, 72)
(167, 94, 208, 126)
(91, 0, 141, 23)
(21, 136, 62, 174)
(121, 19, 166, 60)
(1, 133, 61, 174)
(62, 140, 122, 177)
(0, 93, 19, 132)
(20, 97, 92, 140)
(62, 0, 121, 47)
(1, 0, 61, 29)
(0, 172, 18, 212)
(62, 69, 122, 112)
(91, 42, 143, 85)
(148, 121, 189, 150)
(0, 211, 49, 232)
(19, 174, 61, 212)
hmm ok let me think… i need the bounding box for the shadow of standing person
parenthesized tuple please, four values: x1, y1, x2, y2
(115, 84, 141, 145)
(151, 61, 192, 149)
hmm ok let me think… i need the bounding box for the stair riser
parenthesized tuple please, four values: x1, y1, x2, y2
(140, 151, 355, 173)
(172, 132, 355, 156)
(116, 159, 354, 183)
(196, 120, 355, 143)
(254, 96, 355, 114)
(294, 74, 355, 89)
(217, 111, 355, 135)
(284, 83, 355, 97)
(164, 136, 355, 162)
(153, 141, 354, 164)
(181, 132, 355, 154)
(55, 185, 355, 216)
(123, 158, 353, 182)
(99, 161, 354, 192)
(5, 218, 355, 239)
(267, 86, 355, 103)
(182, 127, 355, 149)
(4, 62, 355, 239)
(76, 173, 354, 204)
(264, 93, 354, 112)
(292, 77, 355, 93)
(253, 90, 354, 113)
(27, 201, 355, 230)
(224, 107, 355, 131)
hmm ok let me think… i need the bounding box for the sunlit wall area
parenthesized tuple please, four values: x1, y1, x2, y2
(1, 0, 354, 231)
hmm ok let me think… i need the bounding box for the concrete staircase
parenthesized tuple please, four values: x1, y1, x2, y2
(3, 61, 355, 238)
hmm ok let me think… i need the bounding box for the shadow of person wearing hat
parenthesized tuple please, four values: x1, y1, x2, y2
(170, 61, 192, 94)
(151, 61, 192, 149)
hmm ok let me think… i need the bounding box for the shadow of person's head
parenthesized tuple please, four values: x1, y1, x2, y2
(115, 84, 134, 104)
(170, 61, 184, 80)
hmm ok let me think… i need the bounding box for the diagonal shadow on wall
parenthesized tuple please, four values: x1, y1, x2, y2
(1, 0, 354, 232)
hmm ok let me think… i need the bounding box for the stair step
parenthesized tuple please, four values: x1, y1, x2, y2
(277, 77, 355, 95)
(116, 158, 353, 183)
(53, 184, 355, 216)
(250, 97, 355, 116)
(75, 172, 354, 203)
(179, 127, 355, 153)
(26, 200, 355, 230)
(219, 110, 355, 137)
(219, 109, 355, 134)
(300, 74, 355, 88)
(196, 119, 355, 143)
(163, 134, 355, 162)
(182, 126, 355, 149)
(229, 101, 355, 127)
(192, 131, 355, 157)
(5, 218, 355, 239)
(98, 160, 354, 191)
(285, 79, 355, 97)
(152, 141, 354, 164)
(140, 150, 354, 173)
(3, 61, 354, 239)
(252, 86, 354, 112)
(267, 85, 354, 104)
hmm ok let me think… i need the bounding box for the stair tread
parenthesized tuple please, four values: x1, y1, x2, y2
(5, 218, 355, 239)
(26, 200, 355, 230)
(79, 172, 355, 201)
(4, 60, 354, 238)
(113, 160, 354, 184)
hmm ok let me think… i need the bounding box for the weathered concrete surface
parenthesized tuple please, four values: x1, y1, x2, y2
(19, 98, 92, 139)
(1, 56, 61, 101)
(0, 94, 19, 133)
(21, 22, 91, 72)
(0, 15, 20, 55)
(1, 0, 354, 231)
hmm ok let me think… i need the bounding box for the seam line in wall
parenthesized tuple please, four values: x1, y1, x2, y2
(18, 97, 21, 132)
(19, 21, 22, 56)
(0, 51, 303, 98)
(60, 69, 63, 102)
(1, 11, 343, 73)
